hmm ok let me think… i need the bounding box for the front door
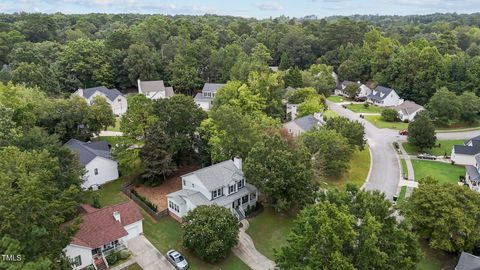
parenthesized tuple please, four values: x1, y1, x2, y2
(232, 199, 241, 209)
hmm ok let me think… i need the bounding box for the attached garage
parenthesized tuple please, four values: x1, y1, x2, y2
(124, 221, 143, 240)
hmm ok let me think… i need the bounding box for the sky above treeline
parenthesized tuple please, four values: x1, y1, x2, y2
(1, 0, 478, 18)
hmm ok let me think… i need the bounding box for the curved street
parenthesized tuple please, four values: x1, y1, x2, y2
(327, 100, 480, 200)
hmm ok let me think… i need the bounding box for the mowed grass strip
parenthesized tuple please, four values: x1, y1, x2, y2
(412, 160, 465, 185)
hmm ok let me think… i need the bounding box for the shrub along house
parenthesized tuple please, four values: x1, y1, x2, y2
(167, 157, 258, 222)
(73, 86, 128, 116)
(64, 201, 143, 270)
(193, 83, 226, 111)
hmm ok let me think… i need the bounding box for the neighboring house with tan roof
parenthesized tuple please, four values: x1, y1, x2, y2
(390, 100, 424, 122)
(167, 157, 258, 222)
(137, 79, 174, 100)
(194, 83, 226, 110)
(335, 81, 372, 98)
(65, 139, 118, 189)
(73, 86, 128, 116)
(64, 200, 143, 270)
(283, 113, 325, 137)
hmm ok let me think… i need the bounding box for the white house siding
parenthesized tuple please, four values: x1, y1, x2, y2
(195, 100, 211, 111)
(64, 244, 93, 270)
(398, 108, 423, 122)
(283, 122, 304, 137)
(451, 151, 477, 166)
(83, 156, 119, 189)
(123, 220, 143, 241)
(142, 91, 165, 100)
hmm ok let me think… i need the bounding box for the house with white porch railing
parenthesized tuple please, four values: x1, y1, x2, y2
(63, 201, 143, 270)
(167, 157, 258, 223)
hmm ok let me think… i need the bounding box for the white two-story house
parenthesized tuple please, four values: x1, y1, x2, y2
(167, 157, 258, 222)
(65, 139, 119, 190)
(193, 83, 226, 110)
(451, 136, 480, 166)
(74, 86, 128, 116)
(366, 86, 403, 107)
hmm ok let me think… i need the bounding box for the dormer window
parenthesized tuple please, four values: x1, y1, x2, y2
(229, 184, 237, 194)
(237, 179, 244, 189)
(212, 188, 223, 199)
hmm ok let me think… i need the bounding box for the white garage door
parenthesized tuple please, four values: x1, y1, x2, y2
(126, 226, 139, 240)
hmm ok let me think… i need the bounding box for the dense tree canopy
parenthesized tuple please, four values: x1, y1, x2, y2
(276, 185, 421, 270)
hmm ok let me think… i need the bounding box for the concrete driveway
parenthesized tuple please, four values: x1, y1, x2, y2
(127, 235, 176, 270)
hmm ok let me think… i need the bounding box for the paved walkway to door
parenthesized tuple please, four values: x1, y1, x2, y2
(233, 220, 276, 270)
(127, 235, 176, 270)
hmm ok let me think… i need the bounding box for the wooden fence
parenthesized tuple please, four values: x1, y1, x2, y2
(122, 182, 168, 220)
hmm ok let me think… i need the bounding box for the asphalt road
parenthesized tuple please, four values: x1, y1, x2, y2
(327, 101, 480, 200)
(327, 101, 401, 200)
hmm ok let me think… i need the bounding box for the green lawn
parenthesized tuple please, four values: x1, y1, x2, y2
(402, 140, 463, 156)
(412, 160, 465, 184)
(325, 147, 371, 188)
(95, 136, 127, 145)
(346, 104, 384, 114)
(89, 179, 250, 270)
(327, 95, 345, 103)
(365, 115, 409, 130)
(124, 263, 143, 270)
(107, 117, 121, 132)
(323, 109, 338, 119)
(401, 159, 408, 179)
(397, 186, 407, 204)
(417, 241, 456, 270)
(246, 208, 296, 260)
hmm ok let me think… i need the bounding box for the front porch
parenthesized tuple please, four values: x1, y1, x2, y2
(89, 240, 127, 270)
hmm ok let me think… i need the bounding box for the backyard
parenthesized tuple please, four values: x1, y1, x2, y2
(88, 179, 251, 270)
(346, 103, 384, 114)
(412, 160, 465, 184)
(417, 241, 457, 270)
(246, 208, 296, 260)
(402, 140, 464, 156)
(107, 117, 121, 132)
(365, 115, 409, 130)
(324, 147, 371, 188)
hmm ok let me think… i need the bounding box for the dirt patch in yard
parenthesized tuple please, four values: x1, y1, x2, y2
(133, 164, 199, 212)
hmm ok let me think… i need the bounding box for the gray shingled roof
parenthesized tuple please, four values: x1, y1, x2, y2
(454, 138, 480, 156)
(367, 86, 394, 101)
(391, 100, 423, 115)
(64, 139, 112, 165)
(194, 92, 212, 101)
(139, 80, 165, 93)
(466, 165, 480, 182)
(168, 183, 256, 206)
(81, 86, 123, 102)
(293, 115, 325, 131)
(456, 252, 480, 270)
(182, 160, 243, 191)
(202, 83, 225, 93)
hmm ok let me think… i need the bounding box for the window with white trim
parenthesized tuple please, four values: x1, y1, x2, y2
(242, 195, 248, 204)
(250, 193, 256, 200)
(211, 188, 223, 199)
(169, 201, 179, 212)
(237, 179, 244, 189)
(229, 184, 236, 194)
(94, 168, 98, 175)
(74, 255, 82, 267)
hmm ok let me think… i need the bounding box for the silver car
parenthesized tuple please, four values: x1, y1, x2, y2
(167, 250, 188, 270)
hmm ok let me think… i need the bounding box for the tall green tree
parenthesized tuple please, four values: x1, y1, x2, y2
(244, 130, 317, 212)
(123, 43, 161, 85)
(402, 177, 480, 253)
(325, 117, 365, 149)
(301, 128, 352, 177)
(86, 96, 116, 135)
(182, 205, 239, 263)
(283, 67, 303, 88)
(458, 91, 480, 122)
(140, 120, 176, 185)
(120, 94, 156, 139)
(276, 185, 421, 270)
(426, 87, 461, 125)
(407, 112, 436, 151)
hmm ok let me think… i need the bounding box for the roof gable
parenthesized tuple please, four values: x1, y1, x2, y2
(65, 139, 113, 165)
(139, 80, 166, 93)
(368, 86, 395, 101)
(182, 160, 243, 191)
(81, 86, 123, 102)
(70, 200, 142, 248)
